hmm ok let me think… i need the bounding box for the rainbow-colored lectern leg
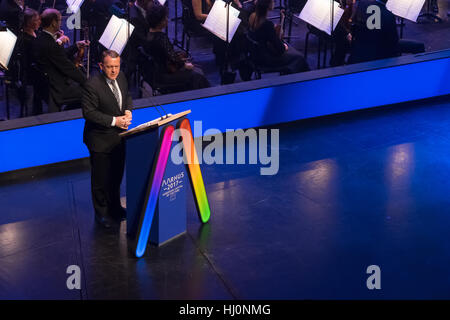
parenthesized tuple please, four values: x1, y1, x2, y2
(178, 118, 211, 224)
(133, 118, 211, 258)
(135, 125, 175, 258)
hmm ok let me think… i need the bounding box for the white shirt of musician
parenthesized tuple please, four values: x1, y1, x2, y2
(42, 29, 65, 45)
(107, 79, 123, 127)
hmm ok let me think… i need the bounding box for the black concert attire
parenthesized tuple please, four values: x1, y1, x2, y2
(330, 1, 354, 67)
(348, 0, 399, 64)
(80, 0, 114, 63)
(18, 31, 41, 115)
(143, 31, 210, 90)
(182, 0, 211, 34)
(123, 2, 151, 81)
(248, 19, 309, 74)
(82, 71, 133, 223)
(33, 30, 86, 112)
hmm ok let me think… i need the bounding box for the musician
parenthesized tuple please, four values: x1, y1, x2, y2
(348, 0, 399, 64)
(124, 0, 154, 80)
(248, 0, 309, 75)
(143, 3, 210, 91)
(330, 0, 355, 67)
(33, 8, 88, 112)
(82, 50, 133, 228)
(19, 8, 41, 115)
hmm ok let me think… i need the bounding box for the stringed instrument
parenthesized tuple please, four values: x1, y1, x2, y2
(74, 25, 90, 78)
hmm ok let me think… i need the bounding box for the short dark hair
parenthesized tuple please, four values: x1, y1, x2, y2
(146, 3, 168, 29)
(40, 8, 60, 29)
(101, 50, 120, 63)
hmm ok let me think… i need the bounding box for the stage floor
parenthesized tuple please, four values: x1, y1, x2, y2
(2, 95, 450, 299)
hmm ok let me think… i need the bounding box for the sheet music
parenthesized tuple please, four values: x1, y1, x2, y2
(298, 0, 344, 35)
(99, 15, 135, 55)
(0, 29, 17, 70)
(202, 0, 241, 43)
(110, 19, 135, 54)
(386, 0, 426, 22)
(66, 0, 85, 14)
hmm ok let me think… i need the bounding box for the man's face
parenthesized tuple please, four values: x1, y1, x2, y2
(100, 56, 121, 80)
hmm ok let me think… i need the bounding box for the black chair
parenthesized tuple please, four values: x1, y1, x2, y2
(304, 24, 333, 69)
(243, 33, 284, 80)
(136, 46, 186, 96)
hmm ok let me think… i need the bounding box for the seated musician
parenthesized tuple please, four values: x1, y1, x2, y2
(124, 0, 154, 80)
(143, 3, 210, 91)
(330, 0, 355, 67)
(33, 8, 88, 112)
(19, 8, 41, 115)
(348, 0, 400, 64)
(190, 0, 212, 23)
(185, 0, 246, 29)
(248, 0, 309, 75)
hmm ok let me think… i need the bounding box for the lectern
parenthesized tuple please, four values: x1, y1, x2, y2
(120, 110, 211, 258)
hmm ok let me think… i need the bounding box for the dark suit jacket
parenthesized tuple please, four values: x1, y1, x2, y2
(129, 4, 150, 45)
(123, 4, 150, 69)
(33, 31, 86, 104)
(349, 0, 400, 64)
(82, 71, 133, 153)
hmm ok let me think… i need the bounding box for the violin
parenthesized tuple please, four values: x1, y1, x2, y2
(74, 26, 90, 78)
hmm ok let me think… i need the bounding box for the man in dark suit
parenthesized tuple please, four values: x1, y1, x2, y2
(348, 0, 400, 64)
(33, 8, 88, 112)
(82, 50, 133, 228)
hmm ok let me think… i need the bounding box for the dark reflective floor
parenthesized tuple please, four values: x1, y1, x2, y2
(2, 95, 450, 299)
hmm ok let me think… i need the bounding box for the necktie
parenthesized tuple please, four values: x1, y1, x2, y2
(109, 79, 121, 109)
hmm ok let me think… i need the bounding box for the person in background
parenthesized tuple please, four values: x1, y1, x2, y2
(33, 8, 88, 112)
(143, 3, 210, 91)
(348, 0, 399, 64)
(19, 8, 41, 115)
(124, 0, 154, 81)
(248, 0, 309, 75)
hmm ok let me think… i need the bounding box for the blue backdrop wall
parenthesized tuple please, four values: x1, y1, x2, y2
(1, 51, 450, 173)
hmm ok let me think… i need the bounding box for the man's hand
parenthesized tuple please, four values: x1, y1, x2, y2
(76, 40, 90, 49)
(57, 35, 70, 45)
(124, 110, 132, 122)
(115, 115, 131, 130)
